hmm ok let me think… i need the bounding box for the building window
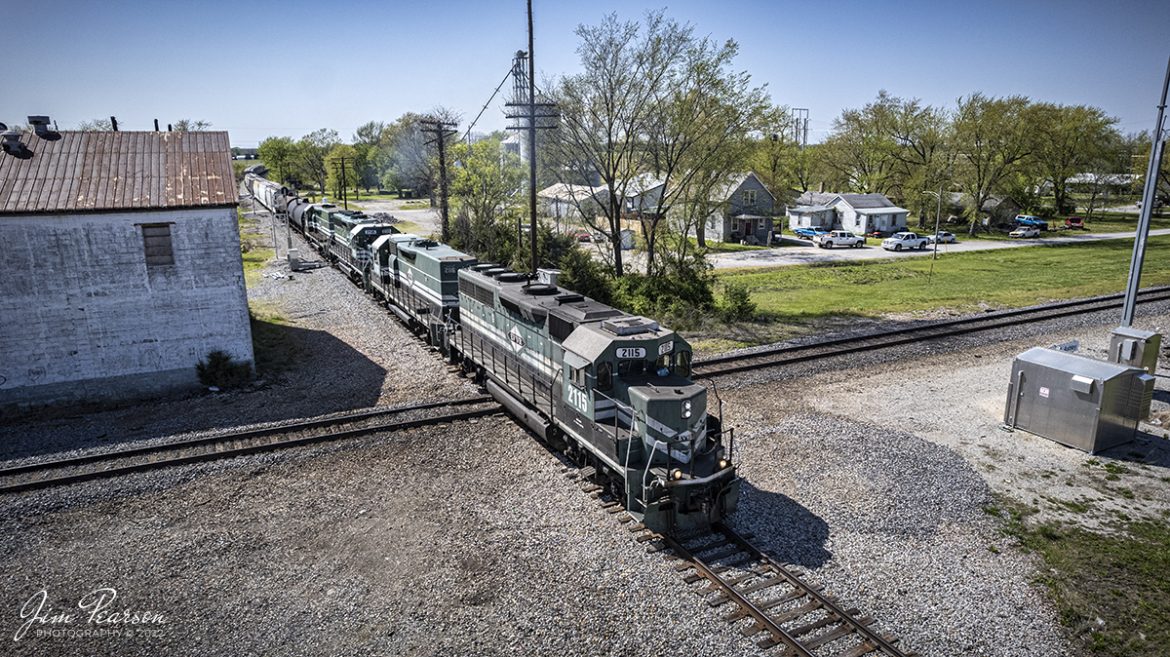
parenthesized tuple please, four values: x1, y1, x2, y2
(140, 223, 174, 267)
(742, 189, 758, 205)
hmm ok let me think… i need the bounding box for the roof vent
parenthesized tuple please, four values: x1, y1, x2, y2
(27, 115, 60, 141)
(601, 316, 660, 336)
(1, 130, 29, 158)
(524, 283, 559, 295)
(471, 263, 497, 272)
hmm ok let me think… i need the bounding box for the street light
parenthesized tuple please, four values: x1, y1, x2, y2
(921, 188, 943, 262)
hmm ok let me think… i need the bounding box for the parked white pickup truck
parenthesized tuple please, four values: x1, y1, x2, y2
(881, 231, 929, 251)
(813, 230, 865, 249)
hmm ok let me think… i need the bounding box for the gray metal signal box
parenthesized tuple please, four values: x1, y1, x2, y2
(1108, 326, 1161, 375)
(1004, 347, 1155, 454)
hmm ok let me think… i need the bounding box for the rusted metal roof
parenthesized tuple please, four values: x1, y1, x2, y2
(0, 130, 238, 214)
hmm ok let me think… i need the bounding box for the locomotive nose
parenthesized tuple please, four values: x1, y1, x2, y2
(627, 383, 708, 457)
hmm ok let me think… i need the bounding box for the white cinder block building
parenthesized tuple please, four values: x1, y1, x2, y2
(0, 119, 252, 409)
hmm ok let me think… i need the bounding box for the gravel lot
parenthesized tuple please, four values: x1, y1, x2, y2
(2, 416, 782, 657)
(714, 299, 1170, 657)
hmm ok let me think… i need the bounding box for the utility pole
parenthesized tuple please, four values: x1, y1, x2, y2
(1122, 55, 1170, 327)
(331, 157, 351, 210)
(421, 118, 458, 242)
(504, 1, 558, 277)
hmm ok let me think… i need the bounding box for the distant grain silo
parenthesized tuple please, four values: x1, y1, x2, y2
(0, 117, 253, 411)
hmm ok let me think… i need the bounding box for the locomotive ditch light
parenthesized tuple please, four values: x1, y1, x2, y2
(670, 468, 684, 481)
(718, 459, 729, 470)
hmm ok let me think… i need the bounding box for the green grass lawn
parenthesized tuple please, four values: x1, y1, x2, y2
(718, 235, 1170, 320)
(991, 501, 1170, 657)
(687, 236, 769, 253)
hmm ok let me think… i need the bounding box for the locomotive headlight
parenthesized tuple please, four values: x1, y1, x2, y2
(682, 400, 692, 419)
(718, 459, 729, 470)
(670, 468, 684, 481)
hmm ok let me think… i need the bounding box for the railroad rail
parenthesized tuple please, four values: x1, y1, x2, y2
(658, 523, 914, 657)
(561, 465, 914, 656)
(693, 285, 1170, 379)
(0, 396, 500, 494)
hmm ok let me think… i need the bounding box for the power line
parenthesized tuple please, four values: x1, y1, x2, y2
(463, 67, 515, 145)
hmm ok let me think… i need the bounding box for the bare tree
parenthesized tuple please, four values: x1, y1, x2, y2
(642, 36, 769, 273)
(172, 119, 212, 131)
(546, 12, 690, 277)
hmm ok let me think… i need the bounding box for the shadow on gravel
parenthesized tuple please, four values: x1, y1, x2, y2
(732, 480, 831, 569)
(1100, 430, 1170, 468)
(0, 322, 387, 461)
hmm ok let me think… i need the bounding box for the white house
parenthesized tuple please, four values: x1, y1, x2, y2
(537, 182, 611, 220)
(0, 119, 253, 410)
(788, 192, 909, 235)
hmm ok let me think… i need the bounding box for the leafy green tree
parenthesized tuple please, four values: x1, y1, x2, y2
(818, 93, 901, 195)
(326, 144, 361, 200)
(952, 94, 1034, 234)
(1029, 103, 1120, 214)
(296, 128, 340, 193)
(258, 136, 297, 185)
(450, 137, 524, 227)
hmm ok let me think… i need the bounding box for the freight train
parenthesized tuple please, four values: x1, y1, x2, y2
(244, 173, 739, 533)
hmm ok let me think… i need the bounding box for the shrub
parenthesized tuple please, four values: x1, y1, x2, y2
(196, 350, 253, 389)
(719, 281, 757, 322)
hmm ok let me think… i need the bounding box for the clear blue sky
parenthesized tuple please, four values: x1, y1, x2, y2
(4, 0, 1167, 148)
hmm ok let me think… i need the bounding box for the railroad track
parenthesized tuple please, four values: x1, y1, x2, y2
(560, 466, 914, 656)
(693, 285, 1170, 379)
(0, 396, 500, 494)
(657, 524, 914, 657)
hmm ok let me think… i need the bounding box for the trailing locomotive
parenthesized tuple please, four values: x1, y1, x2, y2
(244, 173, 739, 533)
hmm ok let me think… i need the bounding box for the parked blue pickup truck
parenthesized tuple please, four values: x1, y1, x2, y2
(793, 226, 830, 240)
(1014, 215, 1049, 231)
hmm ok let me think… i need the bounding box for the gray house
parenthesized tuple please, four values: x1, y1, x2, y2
(704, 172, 777, 244)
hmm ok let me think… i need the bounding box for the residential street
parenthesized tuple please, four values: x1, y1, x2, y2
(706, 228, 1170, 269)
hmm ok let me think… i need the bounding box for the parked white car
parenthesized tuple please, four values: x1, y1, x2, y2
(881, 231, 929, 251)
(813, 230, 865, 249)
(1010, 226, 1040, 238)
(926, 231, 957, 244)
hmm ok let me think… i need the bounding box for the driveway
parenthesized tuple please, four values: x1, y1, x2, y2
(707, 228, 1170, 269)
(355, 199, 442, 235)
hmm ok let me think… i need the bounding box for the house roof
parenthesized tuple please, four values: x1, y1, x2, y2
(795, 191, 836, 206)
(0, 129, 238, 215)
(537, 182, 608, 203)
(855, 206, 908, 215)
(625, 173, 664, 196)
(836, 193, 894, 209)
(712, 172, 774, 203)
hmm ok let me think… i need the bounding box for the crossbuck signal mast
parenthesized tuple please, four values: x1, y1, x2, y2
(504, 0, 559, 278)
(420, 118, 459, 242)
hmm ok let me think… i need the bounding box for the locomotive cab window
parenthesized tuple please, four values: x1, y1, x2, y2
(569, 366, 588, 388)
(618, 360, 647, 377)
(677, 350, 693, 378)
(597, 362, 612, 391)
